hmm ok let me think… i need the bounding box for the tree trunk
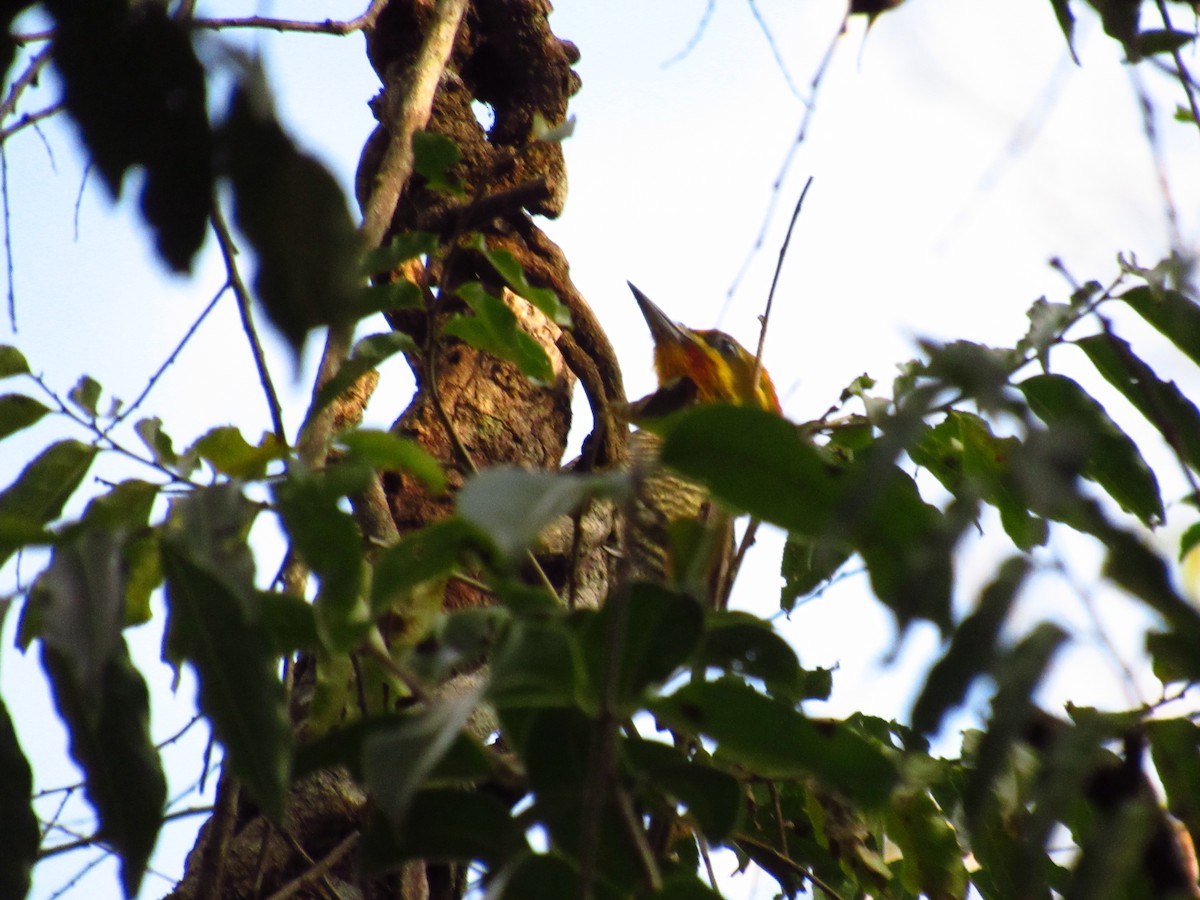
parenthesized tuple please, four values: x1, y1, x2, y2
(167, 2, 623, 897)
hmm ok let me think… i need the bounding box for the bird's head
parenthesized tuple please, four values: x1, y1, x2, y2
(629, 282, 781, 414)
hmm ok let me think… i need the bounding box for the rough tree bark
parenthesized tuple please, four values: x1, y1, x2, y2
(168, 2, 624, 897)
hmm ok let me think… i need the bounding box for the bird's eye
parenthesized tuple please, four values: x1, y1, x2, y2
(703, 332, 739, 359)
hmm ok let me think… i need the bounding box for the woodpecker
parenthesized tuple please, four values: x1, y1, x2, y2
(626, 283, 780, 606)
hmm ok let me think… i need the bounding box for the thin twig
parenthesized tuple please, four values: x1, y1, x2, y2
(748, 0, 807, 101)
(0, 101, 66, 144)
(2, 145, 13, 331)
(1128, 66, 1184, 254)
(111, 282, 228, 428)
(615, 785, 663, 892)
(1153, 0, 1200, 139)
(661, 0, 716, 68)
(210, 203, 287, 442)
(190, 0, 388, 37)
(0, 44, 52, 122)
(735, 834, 846, 900)
(265, 832, 361, 900)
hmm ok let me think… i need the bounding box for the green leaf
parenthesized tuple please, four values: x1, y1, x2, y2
(222, 68, 359, 357)
(779, 532, 853, 611)
(489, 617, 582, 708)
(358, 279, 423, 317)
(457, 466, 628, 562)
(45, 1, 212, 271)
(41, 642, 165, 898)
(370, 518, 487, 616)
(912, 558, 1029, 735)
(259, 590, 319, 655)
(697, 612, 806, 701)
(0, 698, 37, 900)
(625, 740, 741, 841)
(359, 231, 438, 278)
(336, 428, 446, 493)
(1180, 522, 1200, 561)
(1048, 0, 1081, 63)
(652, 678, 898, 807)
(412, 130, 465, 194)
(161, 546, 291, 821)
(476, 238, 572, 326)
(581, 584, 703, 707)
(658, 405, 844, 535)
(1147, 718, 1200, 861)
(39, 530, 129, 708)
(446, 283, 556, 385)
(1019, 297, 1074, 367)
(0, 345, 30, 378)
(364, 685, 484, 829)
(273, 471, 367, 651)
(0, 439, 97, 567)
(193, 426, 287, 480)
(308, 332, 418, 424)
(963, 623, 1067, 835)
(68, 374, 102, 417)
(0, 393, 49, 441)
(887, 789, 969, 899)
(1120, 285, 1200, 371)
(1103, 529, 1200, 650)
(1076, 332, 1200, 475)
(1020, 373, 1163, 526)
(372, 787, 524, 866)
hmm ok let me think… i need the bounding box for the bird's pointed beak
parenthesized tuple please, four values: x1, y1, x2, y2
(629, 282, 691, 349)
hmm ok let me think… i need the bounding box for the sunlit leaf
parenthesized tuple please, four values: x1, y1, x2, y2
(476, 238, 571, 326)
(194, 426, 287, 480)
(359, 231, 437, 278)
(446, 283, 556, 385)
(1020, 373, 1163, 526)
(412, 130, 465, 195)
(0, 439, 96, 567)
(0, 345, 30, 378)
(336, 428, 446, 493)
(0, 393, 49, 441)
(887, 789, 969, 899)
(41, 642, 165, 897)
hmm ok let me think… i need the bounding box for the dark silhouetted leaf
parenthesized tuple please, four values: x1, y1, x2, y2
(447, 283, 556, 385)
(1180, 522, 1200, 561)
(1020, 373, 1163, 526)
(1076, 332, 1200, 475)
(42, 642, 165, 898)
(698, 612, 806, 701)
(0, 698, 37, 900)
(912, 558, 1029, 735)
(963, 623, 1066, 835)
(193, 426, 287, 480)
(308, 332, 417, 424)
(336, 428, 446, 493)
(259, 590, 319, 655)
(625, 741, 741, 841)
(389, 788, 524, 864)
(0, 439, 96, 567)
(1147, 718, 1200, 860)
(47, 1, 211, 271)
(0, 393, 49, 441)
(1103, 529, 1200, 649)
(1048, 0, 1081, 63)
(458, 466, 628, 562)
(653, 678, 897, 807)
(0, 345, 29, 378)
(222, 71, 359, 357)
(1120, 284, 1200, 370)
(1130, 28, 1194, 60)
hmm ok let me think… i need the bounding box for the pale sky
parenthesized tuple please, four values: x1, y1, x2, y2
(3, 1, 1198, 896)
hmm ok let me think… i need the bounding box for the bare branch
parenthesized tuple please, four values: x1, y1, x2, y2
(0, 44, 52, 122)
